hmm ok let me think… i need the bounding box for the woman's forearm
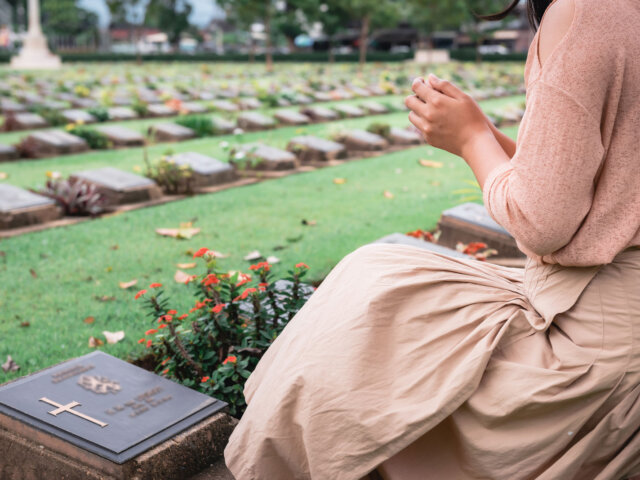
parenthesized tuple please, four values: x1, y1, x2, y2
(461, 129, 512, 191)
(487, 120, 517, 158)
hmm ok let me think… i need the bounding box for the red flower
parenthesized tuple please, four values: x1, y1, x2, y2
(193, 247, 209, 258)
(137, 338, 145, 344)
(145, 328, 158, 335)
(295, 262, 309, 269)
(463, 242, 488, 255)
(146, 340, 152, 348)
(158, 324, 168, 329)
(162, 368, 169, 375)
(161, 357, 171, 366)
(249, 261, 271, 272)
(202, 274, 219, 286)
(201, 376, 210, 383)
(222, 356, 237, 365)
(258, 282, 268, 287)
(236, 277, 251, 287)
(233, 287, 257, 302)
(134, 289, 147, 300)
(149, 283, 162, 289)
(167, 309, 177, 315)
(211, 303, 226, 314)
(178, 314, 188, 320)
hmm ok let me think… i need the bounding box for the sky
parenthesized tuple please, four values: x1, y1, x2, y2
(78, 0, 225, 28)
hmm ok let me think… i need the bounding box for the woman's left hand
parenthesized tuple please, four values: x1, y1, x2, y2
(405, 74, 492, 158)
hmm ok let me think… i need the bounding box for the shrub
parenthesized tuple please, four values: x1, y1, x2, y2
(132, 99, 149, 117)
(144, 150, 194, 194)
(37, 175, 104, 216)
(87, 107, 110, 122)
(366, 122, 391, 139)
(66, 125, 111, 149)
(29, 106, 66, 127)
(175, 115, 215, 137)
(134, 254, 313, 417)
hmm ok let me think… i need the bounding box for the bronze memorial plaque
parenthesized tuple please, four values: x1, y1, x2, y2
(0, 351, 226, 463)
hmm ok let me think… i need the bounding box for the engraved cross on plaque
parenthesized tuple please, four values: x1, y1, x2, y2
(39, 397, 108, 428)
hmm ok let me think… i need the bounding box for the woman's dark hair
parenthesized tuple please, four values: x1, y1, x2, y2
(476, 0, 554, 30)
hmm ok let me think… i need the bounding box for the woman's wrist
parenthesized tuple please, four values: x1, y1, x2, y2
(461, 127, 511, 190)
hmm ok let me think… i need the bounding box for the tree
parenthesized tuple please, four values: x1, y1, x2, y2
(106, 0, 147, 62)
(41, 0, 99, 43)
(144, 0, 193, 49)
(300, 1, 350, 63)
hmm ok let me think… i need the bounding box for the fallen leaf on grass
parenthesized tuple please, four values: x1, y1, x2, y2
(88, 336, 104, 348)
(1, 355, 19, 372)
(301, 219, 317, 226)
(266, 255, 280, 264)
(110, 245, 119, 250)
(29, 268, 37, 278)
(103, 330, 125, 344)
(206, 250, 229, 259)
(0, 172, 8, 180)
(155, 227, 201, 240)
(383, 190, 394, 199)
(177, 262, 197, 269)
(84, 316, 95, 324)
(419, 159, 443, 168)
(94, 295, 116, 302)
(20, 321, 30, 328)
(244, 250, 263, 261)
(119, 279, 138, 289)
(333, 177, 347, 184)
(174, 269, 197, 284)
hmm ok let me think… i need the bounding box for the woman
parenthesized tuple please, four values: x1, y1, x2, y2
(225, 0, 640, 477)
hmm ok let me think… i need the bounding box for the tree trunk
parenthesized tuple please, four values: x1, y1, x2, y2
(265, 9, 273, 73)
(328, 37, 335, 64)
(135, 24, 142, 65)
(249, 37, 255, 63)
(358, 14, 370, 69)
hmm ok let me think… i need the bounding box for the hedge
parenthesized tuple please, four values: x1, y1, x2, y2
(449, 48, 527, 62)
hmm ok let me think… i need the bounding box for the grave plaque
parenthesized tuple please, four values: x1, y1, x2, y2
(333, 104, 365, 118)
(373, 233, 474, 259)
(274, 110, 311, 126)
(234, 143, 298, 171)
(211, 116, 235, 134)
(312, 91, 333, 102)
(180, 102, 209, 114)
(71, 167, 162, 205)
(0, 98, 27, 114)
(287, 135, 346, 163)
(237, 112, 277, 131)
(4, 112, 48, 131)
(388, 127, 422, 145)
(301, 106, 339, 122)
(343, 130, 389, 152)
(147, 104, 177, 118)
(106, 107, 138, 121)
(96, 126, 145, 147)
(21, 130, 89, 158)
(362, 101, 389, 114)
(237, 97, 262, 110)
(212, 100, 239, 113)
(171, 152, 237, 188)
(350, 87, 372, 98)
(0, 143, 19, 161)
(437, 202, 524, 258)
(70, 97, 98, 109)
(61, 109, 97, 125)
(0, 184, 61, 229)
(149, 123, 197, 142)
(0, 352, 233, 479)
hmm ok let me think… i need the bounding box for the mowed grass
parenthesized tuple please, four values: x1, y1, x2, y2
(0, 95, 522, 189)
(0, 102, 519, 383)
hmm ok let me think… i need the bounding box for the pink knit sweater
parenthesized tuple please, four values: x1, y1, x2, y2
(482, 0, 640, 266)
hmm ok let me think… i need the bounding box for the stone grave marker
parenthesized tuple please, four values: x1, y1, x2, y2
(147, 104, 177, 117)
(237, 98, 262, 110)
(287, 136, 347, 163)
(343, 130, 389, 152)
(301, 106, 339, 122)
(313, 91, 333, 102)
(149, 123, 197, 142)
(42, 100, 67, 111)
(233, 143, 298, 171)
(0, 184, 61, 229)
(0, 98, 26, 114)
(373, 233, 474, 260)
(61, 109, 97, 125)
(211, 116, 235, 134)
(106, 107, 138, 121)
(212, 100, 239, 113)
(437, 202, 524, 258)
(362, 101, 389, 114)
(350, 87, 371, 97)
(70, 97, 98, 109)
(0, 351, 233, 479)
(274, 110, 311, 126)
(367, 85, 387, 96)
(5, 112, 48, 130)
(71, 167, 161, 205)
(333, 104, 365, 118)
(237, 112, 277, 131)
(198, 92, 215, 101)
(293, 93, 313, 105)
(180, 102, 209, 114)
(21, 130, 89, 158)
(171, 152, 237, 188)
(389, 127, 422, 145)
(0, 143, 19, 161)
(96, 126, 145, 147)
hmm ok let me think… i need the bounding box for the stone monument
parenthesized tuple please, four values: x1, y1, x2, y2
(11, 0, 61, 70)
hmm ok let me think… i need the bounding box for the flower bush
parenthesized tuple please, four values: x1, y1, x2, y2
(134, 251, 314, 417)
(37, 174, 104, 216)
(66, 125, 112, 150)
(143, 150, 194, 195)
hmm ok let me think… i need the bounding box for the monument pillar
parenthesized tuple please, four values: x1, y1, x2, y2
(10, 0, 61, 70)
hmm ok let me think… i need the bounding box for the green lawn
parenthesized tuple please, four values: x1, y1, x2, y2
(0, 99, 520, 384)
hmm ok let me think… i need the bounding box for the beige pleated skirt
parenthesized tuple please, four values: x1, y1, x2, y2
(224, 244, 640, 480)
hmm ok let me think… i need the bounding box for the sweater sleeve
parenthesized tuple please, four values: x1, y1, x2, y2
(482, 81, 605, 257)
